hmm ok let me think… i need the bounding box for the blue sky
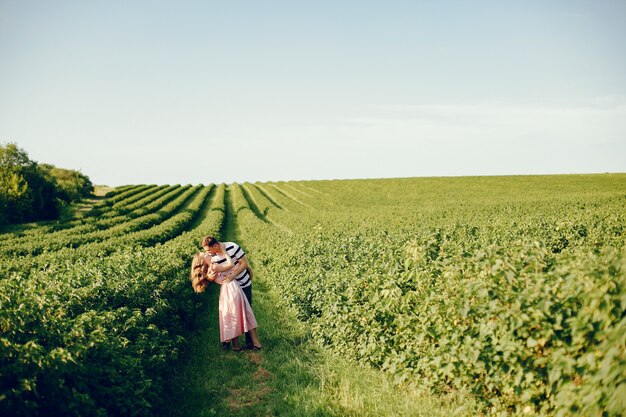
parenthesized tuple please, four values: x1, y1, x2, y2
(1, 1, 624, 186)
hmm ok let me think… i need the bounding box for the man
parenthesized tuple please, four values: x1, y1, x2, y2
(201, 235, 254, 349)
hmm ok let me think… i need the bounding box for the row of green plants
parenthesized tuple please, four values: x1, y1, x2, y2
(0, 185, 149, 242)
(0, 185, 198, 257)
(0, 185, 168, 246)
(0, 185, 215, 279)
(231, 175, 626, 416)
(0, 184, 224, 416)
(90, 185, 160, 217)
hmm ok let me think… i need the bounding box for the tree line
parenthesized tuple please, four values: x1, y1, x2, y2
(0, 142, 94, 226)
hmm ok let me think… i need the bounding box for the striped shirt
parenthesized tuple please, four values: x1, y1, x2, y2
(211, 242, 251, 289)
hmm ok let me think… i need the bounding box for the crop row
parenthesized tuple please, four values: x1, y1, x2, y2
(0, 185, 198, 257)
(0, 185, 153, 242)
(0, 185, 173, 249)
(0, 185, 215, 279)
(0, 184, 224, 416)
(232, 175, 626, 416)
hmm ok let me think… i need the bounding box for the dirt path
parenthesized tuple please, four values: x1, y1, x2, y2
(162, 185, 275, 416)
(218, 185, 275, 412)
(219, 185, 240, 243)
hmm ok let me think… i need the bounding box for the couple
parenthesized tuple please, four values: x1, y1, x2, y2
(190, 236, 262, 351)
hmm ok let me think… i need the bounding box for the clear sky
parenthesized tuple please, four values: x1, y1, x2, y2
(1, 1, 625, 186)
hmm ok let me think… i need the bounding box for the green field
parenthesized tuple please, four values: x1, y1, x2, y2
(1, 174, 624, 416)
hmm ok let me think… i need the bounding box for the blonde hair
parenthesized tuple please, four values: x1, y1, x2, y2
(190, 252, 209, 293)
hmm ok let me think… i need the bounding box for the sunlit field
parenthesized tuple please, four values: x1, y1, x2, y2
(1, 174, 624, 416)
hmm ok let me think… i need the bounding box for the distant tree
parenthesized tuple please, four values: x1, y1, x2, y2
(32, 164, 64, 219)
(39, 163, 94, 202)
(0, 143, 39, 223)
(0, 142, 94, 225)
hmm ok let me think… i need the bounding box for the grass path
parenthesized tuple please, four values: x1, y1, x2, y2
(162, 186, 479, 416)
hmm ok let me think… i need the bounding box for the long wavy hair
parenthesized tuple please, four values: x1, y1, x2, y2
(190, 252, 209, 293)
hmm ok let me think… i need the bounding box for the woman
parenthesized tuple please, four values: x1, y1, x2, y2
(190, 246, 262, 351)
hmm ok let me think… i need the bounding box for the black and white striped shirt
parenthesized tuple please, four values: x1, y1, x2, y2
(211, 242, 251, 289)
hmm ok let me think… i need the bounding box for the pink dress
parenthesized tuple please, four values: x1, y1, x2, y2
(214, 274, 257, 342)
